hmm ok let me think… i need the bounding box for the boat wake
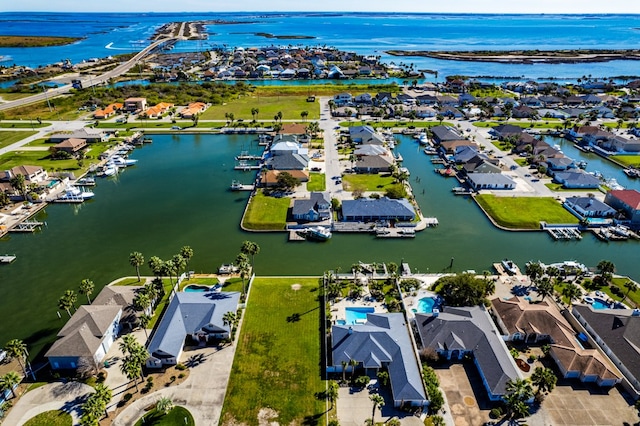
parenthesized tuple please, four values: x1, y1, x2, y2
(104, 42, 131, 51)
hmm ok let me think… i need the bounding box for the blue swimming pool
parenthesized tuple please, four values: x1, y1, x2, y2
(184, 284, 221, 293)
(416, 297, 440, 314)
(592, 298, 611, 310)
(345, 307, 374, 324)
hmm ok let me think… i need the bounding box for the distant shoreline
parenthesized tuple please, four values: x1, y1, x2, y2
(386, 49, 640, 64)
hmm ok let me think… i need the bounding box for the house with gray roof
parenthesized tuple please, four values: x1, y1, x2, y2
(552, 171, 601, 189)
(415, 306, 522, 401)
(92, 285, 150, 329)
(430, 125, 462, 144)
(466, 173, 515, 190)
(341, 198, 415, 222)
(563, 196, 616, 221)
(292, 192, 331, 222)
(573, 306, 640, 399)
(147, 291, 240, 368)
(46, 305, 122, 370)
(354, 154, 394, 173)
(49, 128, 108, 143)
(330, 313, 428, 407)
(265, 152, 309, 170)
(349, 125, 385, 145)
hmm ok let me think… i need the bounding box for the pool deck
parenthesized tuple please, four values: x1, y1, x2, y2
(329, 294, 385, 324)
(403, 289, 440, 320)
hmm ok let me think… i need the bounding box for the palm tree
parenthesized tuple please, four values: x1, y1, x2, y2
(143, 283, 159, 308)
(624, 280, 638, 299)
(597, 260, 615, 284)
(93, 383, 112, 418)
(327, 380, 339, 410)
(138, 314, 151, 339)
(369, 393, 384, 424)
(156, 396, 174, 415)
(300, 110, 309, 122)
(535, 277, 555, 301)
(179, 246, 194, 272)
(251, 107, 259, 122)
(79, 279, 95, 304)
(133, 292, 151, 313)
(562, 284, 582, 306)
(148, 256, 164, 278)
(505, 378, 533, 419)
(277, 111, 283, 122)
(9, 174, 26, 200)
(119, 334, 139, 356)
(341, 360, 347, 382)
(237, 257, 251, 297)
(4, 339, 28, 377)
(172, 254, 186, 277)
(0, 371, 21, 399)
(129, 252, 144, 282)
(349, 358, 358, 381)
(222, 311, 237, 331)
(531, 367, 557, 395)
(525, 261, 544, 280)
(240, 241, 260, 270)
(58, 290, 77, 318)
(163, 259, 177, 286)
(120, 356, 143, 392)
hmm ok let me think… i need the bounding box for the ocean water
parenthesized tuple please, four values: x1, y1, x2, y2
(2, 12, 640, 80)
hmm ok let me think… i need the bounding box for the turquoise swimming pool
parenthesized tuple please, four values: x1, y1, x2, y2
(345, 306, 374, 324)
(592, 298, 610, 310)
(416, 297, 440, 313)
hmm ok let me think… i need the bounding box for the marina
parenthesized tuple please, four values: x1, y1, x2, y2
(543, 226, 583, 241)
(9, 220, 45, 233)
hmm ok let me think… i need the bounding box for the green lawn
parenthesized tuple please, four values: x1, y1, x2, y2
(25, 138, 53, 147)
(0, 141, 114, 173)
(134, 406, 195, 426)
(0, 121, 50, 128)
(200, 95, 319, 121)
(24, 410, 72, 426)
(242, 191, 290, 230)
(544, 183, 595, 192)
(148, 278, 176, 329)
(0, 92, 38, 101)
(473, 120, 560, 129)
(221, 277, 244, 293)
(612, 277, 640, 308)
(221, 277, 325, 425)
(610, 155, 640, 168)
(307, 173, 326, 191)
(0, 130, 38, 149)
(513, 158, 528, 167)
(475, 194, 578, 229)
(342, 173, 395, 191)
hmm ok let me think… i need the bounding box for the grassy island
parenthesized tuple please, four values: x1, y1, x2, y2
(475, 195, 578, 229)
(386, 49, 640, 64)
(0, 35, 81, 48)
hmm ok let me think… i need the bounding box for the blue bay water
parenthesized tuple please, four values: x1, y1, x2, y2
(2, 12, 640, 80)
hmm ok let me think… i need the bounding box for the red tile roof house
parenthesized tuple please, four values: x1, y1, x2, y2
(123, 97, 147, 113)
(491, 296, 621, 387)
(604, 189, 640, 227)
(93, 103, 123, 119)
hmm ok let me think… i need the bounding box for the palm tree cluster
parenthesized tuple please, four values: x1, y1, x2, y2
(119, 335, 149, 392)
(58, 289, 78, 318)
(236, 241, 260, 297)
(80, 383, 112, 426)
(142, 246, 194, 289)
(504, 378, 534, 419)
(0, 371, 21, 399)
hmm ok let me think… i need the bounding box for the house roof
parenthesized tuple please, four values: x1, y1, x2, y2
(57, 305, 122, 338)
(331, 313, 427, 403)
(608, 190, 640, 210)
(493, 297, 619, 381)
(355, 155, 394, 170)
(467, 173, 514, 186)
(553, 171, 601, 187)
(292, 192, 330, 216)
(265, 152, 309, 170)
(573, 306, 640, 384)
(9, 165, 44, 177)
(342, 197, 415, 219)
(92, 285, 144, 324)
(148, 292, 240, 359)
(354, 144, 387, 156)
(46, 324, 104, 358)
(564, 196, 615, 214)
(54, 138, 86, 150)
(280, 123, 308, 135)
(431, 125, 462, 143)
(415, 306, 522, 398)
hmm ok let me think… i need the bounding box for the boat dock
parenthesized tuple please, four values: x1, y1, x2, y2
(423, 218, 439, 227)
(9, 220, 45, 233)
(401, 262, 412, 276)
(545, 227, 582, 240)
(0, 255, 16, 264)
(288, 230, 307, 241)
(234, 164, 261, 171)
(493, 262, 522, 276)
(235, 154, 262, 161)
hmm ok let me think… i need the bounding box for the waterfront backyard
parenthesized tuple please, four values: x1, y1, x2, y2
(221, 277, 326, 425)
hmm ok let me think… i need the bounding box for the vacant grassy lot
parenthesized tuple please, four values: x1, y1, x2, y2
(221, 277, 325, 425)
(0, 92, 41, 101)
(253, 83, 400, 97)
(23, 410, 72, 426)
(611, 155, 640, 168)
(342, 173, 395, 191)
(242, 191, 290, 230)
(475, 194, 578, 229)
(340, 120, 452, 128)
(200, 95, 319, 121)
(0, 99, 84, 121)
(0, 131, 38, 149)
(0, 141, 113, 172)
(307, 172, 326, 191)
(0, 120, 50, 127)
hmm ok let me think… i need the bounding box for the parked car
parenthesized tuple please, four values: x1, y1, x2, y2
(171, 126, 182, 130)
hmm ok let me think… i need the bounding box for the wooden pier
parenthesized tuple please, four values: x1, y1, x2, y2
(288, 230, 307, 241)
(9, 220, 45, 233)
(234, 164, 261, 171)
(545, 227, 582, 240)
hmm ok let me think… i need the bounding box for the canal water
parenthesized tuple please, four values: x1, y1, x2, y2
(0, 133, 638, 359)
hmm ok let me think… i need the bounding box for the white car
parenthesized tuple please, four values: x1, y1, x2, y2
(171, 126, 182, 130)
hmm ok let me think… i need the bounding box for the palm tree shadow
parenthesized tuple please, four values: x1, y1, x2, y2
(286, 306, 319, 323)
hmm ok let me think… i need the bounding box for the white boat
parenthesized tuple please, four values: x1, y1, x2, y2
(306, 226, 332, 241)
(501, 259, 519, 275)
(399, 167, 410, 176)
(111, 155, 138, 167)
(102, 163, 118, 176)
(65, 185, 95, 200)
(417, 132, 429, 145)
(624, 168, 640, 178)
